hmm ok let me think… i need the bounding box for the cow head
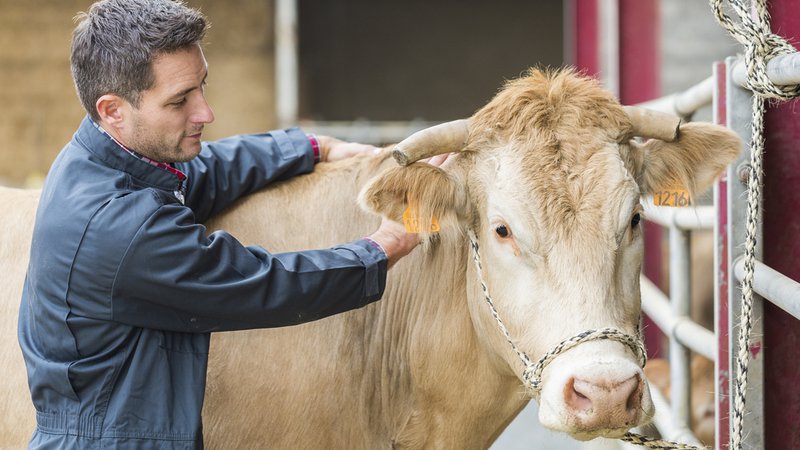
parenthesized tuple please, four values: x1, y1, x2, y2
(360, 69, 740, 441)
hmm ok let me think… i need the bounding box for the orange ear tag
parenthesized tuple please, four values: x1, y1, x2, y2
(402, 196, 440, 233)
(653, 183, 690, 207)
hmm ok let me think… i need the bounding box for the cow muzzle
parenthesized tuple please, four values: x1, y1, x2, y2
(537, 345, 654, 440)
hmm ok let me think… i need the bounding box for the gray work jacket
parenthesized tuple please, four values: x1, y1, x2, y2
(18, 117, 387, 449)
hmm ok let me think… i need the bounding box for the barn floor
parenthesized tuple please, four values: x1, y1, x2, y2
(491, 402, 581, 450)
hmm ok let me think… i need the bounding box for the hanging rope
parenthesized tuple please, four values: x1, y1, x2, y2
(709, 1, 800, 449)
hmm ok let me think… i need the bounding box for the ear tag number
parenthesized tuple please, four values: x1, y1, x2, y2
(402, 196, 440, 233)
(653, 184, 690, 207)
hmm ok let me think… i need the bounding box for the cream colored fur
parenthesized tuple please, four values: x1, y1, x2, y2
(0, 69, 740, 449)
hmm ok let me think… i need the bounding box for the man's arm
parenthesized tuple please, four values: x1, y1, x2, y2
(108, 200, 393, 332)
(178, 130, 379, 222)
(178, 128, 316, 222)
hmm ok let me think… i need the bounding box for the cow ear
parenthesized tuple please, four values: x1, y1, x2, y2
(635, 122, 742, 198)
(359, 162, 467, 236)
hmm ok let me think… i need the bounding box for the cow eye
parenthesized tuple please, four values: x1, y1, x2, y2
(631, 213, 641, 228)
(495, 224, 510, 238)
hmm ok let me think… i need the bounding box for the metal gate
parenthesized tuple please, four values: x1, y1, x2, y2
(636, 51, 800, 449)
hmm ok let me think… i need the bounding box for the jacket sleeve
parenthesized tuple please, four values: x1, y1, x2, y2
(110, 201, 388, 333)
(177, 127, 316, 222)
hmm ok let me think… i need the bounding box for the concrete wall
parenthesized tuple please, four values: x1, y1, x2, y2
(0, 0, 276, 186)
(660, 0, 738, 121)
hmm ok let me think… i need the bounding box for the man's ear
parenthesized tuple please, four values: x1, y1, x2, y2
(359, 162, 467, 237)
(634, 122, 742, 198)
(95, 94, 127, 127)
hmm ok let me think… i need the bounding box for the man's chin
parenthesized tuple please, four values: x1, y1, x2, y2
(173, 143, 203, 163)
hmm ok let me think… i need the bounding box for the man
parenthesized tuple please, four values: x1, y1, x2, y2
(18, 0, 423, 448)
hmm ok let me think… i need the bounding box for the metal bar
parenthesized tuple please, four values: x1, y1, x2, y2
(296, 120, 438, 145)
(599, 0, 620, 97)
(638, 52, 800, 120)
(724, 54, 765, 449)
(275, 0, 298, 128)
(673, 322, 716, 361)
(669, 226, 693, 434)
(643, 203, 715, 230)
(733, 258, 800, 322)
(640, 276, 717, 360)
(712, 59, 732, 450)
(644, 376, 706, 448)
(731, 51, 800, 87)
(637, 76, 714, 117)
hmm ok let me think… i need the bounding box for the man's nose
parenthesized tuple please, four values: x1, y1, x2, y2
(192, 96, 215, 125)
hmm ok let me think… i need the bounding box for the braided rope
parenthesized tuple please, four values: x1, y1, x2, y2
(466, 230, 704, 449)
(709, 1, 800, 449)
(523, 328, 647, 395)
(710, 0, 800, 99)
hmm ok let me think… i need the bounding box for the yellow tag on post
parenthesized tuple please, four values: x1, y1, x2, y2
(653, 185, 690, 207)
(402, 197, 440, 233)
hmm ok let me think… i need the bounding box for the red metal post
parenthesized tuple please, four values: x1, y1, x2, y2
(569, 0, 601, 78)
(713, 61, 731, 449)
(618, 0, 663, 358)
(763, 3, 800, 448)
(618, 0, 660, 105)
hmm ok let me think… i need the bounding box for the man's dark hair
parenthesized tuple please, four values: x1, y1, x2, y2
(71, 0, 208, 121)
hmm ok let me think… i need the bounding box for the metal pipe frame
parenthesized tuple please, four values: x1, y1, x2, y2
(274, 0, 298, 128)
(638, 76, 714, 118)
(668, 227, 693, 435)
(643, 375, 706, 448)
(731, 51, 800, 87)
(733, 257, 800, 322)
(641, 276, 717, 360)
(296, 120, 439, 146)
(723, 54, 765, 449)
(636, 51, 800, 121)
(643, 203, 715, 231)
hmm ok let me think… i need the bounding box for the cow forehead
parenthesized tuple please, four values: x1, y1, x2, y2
(467, 69, 639, 246)
(468, 68, 633, 152)
(485, 139, 638, 246)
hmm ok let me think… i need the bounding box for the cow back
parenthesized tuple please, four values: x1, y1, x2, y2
(0, 187, 39, 449)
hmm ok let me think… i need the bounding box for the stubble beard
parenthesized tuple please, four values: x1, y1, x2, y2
(129, 119, 195, 164)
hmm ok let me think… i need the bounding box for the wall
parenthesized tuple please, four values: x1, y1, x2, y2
(298, 0, 563, 122)
(0, 0, 276, 186)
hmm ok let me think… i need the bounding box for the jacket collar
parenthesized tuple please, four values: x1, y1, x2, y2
(75, 116, 187, 194)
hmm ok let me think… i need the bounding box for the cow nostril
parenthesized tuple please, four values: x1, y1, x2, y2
(625, 376, 643, 413)
(565, 377, 593, 413)
(564, 374, 644, 425)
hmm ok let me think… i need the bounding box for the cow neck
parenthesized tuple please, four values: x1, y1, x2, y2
(464, 228, 647, 399)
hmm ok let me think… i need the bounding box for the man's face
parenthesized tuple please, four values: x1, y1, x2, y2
(120, 44, 214, 163)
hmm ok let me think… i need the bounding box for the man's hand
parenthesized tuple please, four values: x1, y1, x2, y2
(367, 218, 420, 269)
(316, 135, 379, 162)
(364, 152, 456, 268)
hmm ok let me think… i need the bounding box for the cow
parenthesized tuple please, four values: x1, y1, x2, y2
(0, 68, 740, 449)
(644, 356, 715, 447)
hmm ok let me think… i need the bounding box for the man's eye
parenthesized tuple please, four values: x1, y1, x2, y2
(171, 98, 187, 107)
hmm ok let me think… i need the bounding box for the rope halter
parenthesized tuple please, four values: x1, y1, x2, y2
(465, 229, 647, 398)
(466, 229, 705, 449)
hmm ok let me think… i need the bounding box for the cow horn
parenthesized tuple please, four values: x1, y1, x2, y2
(623, 106, 681, 142)
(392, 119, 470, 166)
